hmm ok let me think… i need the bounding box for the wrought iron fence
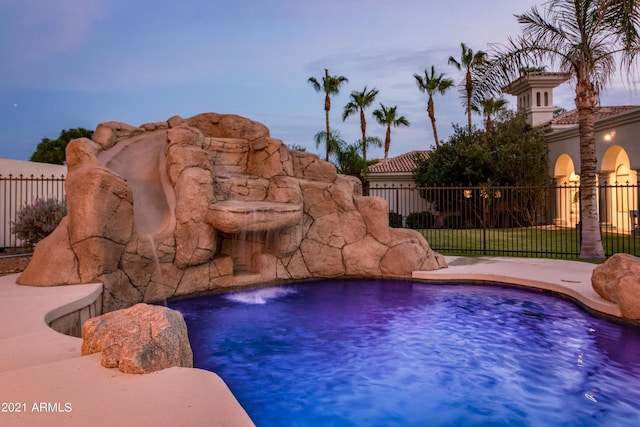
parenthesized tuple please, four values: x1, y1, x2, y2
(369, 182, 640, 259)
(0, 174, 66, 252)
(2, 175, 639, 259)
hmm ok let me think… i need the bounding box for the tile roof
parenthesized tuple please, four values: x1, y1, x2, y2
(368, 150, 429, 174)
(544, 106, 640, 127)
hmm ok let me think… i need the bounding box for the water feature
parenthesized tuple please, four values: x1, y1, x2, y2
(168, 280, 640, 426)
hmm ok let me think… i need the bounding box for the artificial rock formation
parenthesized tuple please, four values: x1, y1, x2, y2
(18, 113, 445, 312)
(592, 253, 640, 320)
(81, 303, 193, 374)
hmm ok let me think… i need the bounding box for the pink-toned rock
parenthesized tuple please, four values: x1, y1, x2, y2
(292, 151, 337, 182)
(343, 235, 387, 276)
(592, 253, 640, 320)
(19, 111, 445, 312)
(185, 113, 269, 141)
(355, 196, 391, 244)
(204, 137, 250, 175)
(93, 121, 144, 150)
(65, 138, 101, 169)
(81, 303, 193, 374)
(247, 137, 293, 179)
(17, 217, 81, 286)
(300, 239, 345, 277)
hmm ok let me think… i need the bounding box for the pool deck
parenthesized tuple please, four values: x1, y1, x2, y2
(0, 256, 621, 426)
(413, 256, 621, 318)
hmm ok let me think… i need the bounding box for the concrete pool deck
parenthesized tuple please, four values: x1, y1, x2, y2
(0, 256, 622, 426)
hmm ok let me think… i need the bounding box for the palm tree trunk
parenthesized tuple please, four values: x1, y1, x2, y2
(360, 108, 367, 163)
(427, 96, 439, 147)
(324, 94, 331, 161)
(466, 71, 473, 133)
(576, 78, 605, 260)
(384, 126, 391, 160)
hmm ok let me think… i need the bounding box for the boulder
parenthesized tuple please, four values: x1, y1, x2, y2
(19, 112, 445, 312)
(81, 303, 193, 374)
(592, 253, 640, 320)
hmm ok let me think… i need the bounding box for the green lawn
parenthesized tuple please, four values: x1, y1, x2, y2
(419, 227, 640, 260)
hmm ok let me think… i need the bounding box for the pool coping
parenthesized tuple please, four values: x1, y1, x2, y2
(0, 256, 622, 426)
(413, 256, 621, 318)
(0, 273, 254, 427)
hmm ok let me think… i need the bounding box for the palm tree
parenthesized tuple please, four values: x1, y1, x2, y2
(448, 42, 487, 133)
(413, 66, 454, 147)
(478, 0, 640, 260)
(313, 130, 344, 163)
(373, 104, 410, 160)
(342, 86, 379, 163)
(478, 98, 508, 131)
(308, 69, 349, 161)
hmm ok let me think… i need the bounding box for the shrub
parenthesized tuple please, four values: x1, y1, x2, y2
(443, 215, 464, 229)
(12, 198, 67, 247)
(389, 211, 403, 228)
(406, 211, 434, 229)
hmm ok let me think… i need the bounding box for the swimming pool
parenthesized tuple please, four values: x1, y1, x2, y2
(168, 279, 640, 426)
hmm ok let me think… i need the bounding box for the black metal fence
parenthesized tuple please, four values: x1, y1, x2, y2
(369, 183, 640, 259)
(1, 174, 66, 252)
(2, 175, 639, 259)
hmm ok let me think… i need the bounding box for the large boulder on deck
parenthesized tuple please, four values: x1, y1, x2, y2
(81, 303, 193, 374)
(592, 253, 640, 320)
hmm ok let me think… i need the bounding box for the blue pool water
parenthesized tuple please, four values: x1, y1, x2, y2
(168, 280, 640, 426)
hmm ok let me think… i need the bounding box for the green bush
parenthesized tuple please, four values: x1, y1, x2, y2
(406, 211, 434, 229)
(443, 215, 464, 229)
(12, 198, 67, 247)
(389, 211, 403, 228)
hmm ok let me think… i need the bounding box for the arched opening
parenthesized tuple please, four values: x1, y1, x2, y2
(544, 91, 549, 107)
(601, 146, 637, 232)
(536, 92, 541, 107)
(554, 154, 579, 227)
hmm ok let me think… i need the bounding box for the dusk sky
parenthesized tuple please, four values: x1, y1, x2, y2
(1, 0, 638, 162)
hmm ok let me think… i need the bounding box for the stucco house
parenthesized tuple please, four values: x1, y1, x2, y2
(503, 72, 640, 232)
(367, 151, 430, 222)
(367, 71, 639, 233)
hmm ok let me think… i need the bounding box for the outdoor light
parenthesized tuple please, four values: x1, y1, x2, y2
(603, 131, 616, 142)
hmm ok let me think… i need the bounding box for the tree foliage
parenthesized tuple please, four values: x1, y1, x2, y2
(448, 42, 487, 132)
(413, 112, 550, 187)
(372, 104, 410, 160)
(342, 86, 379, 163)
(413, 66, 454, 147)
(30, 127, 94, 165)
(308, 69, 349, 161)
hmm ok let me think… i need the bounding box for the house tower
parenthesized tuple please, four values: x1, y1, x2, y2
(502, 72, 570, 126)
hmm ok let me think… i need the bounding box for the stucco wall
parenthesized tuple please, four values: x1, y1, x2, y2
(547, 110, 640, 176)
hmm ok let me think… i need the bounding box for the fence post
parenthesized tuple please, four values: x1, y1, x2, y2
(482, 186, 487, 255)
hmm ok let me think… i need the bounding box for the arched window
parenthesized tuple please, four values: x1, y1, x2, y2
(536, 92, 541, 107)
(544, 92, 549, 106)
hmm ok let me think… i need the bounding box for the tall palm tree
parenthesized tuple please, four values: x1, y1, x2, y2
(478, 98, 508, 131)
(313, 130, 344, 163)
(342, 86, 379, 163)
(448, 42, 487, 133)
(478, 0, 640, 260)
(308, 69, 349, 161)
(373, 104, 410, 160)
(413, 66, 454, 148)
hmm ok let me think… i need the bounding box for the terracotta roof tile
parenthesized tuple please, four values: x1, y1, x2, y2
(368, 150, 429, 174)
(544, 106, 640, 127)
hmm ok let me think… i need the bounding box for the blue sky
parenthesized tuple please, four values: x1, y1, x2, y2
(1, 0, 638, 162)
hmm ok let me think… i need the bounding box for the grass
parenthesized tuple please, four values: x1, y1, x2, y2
(419, 227, 640, 260)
